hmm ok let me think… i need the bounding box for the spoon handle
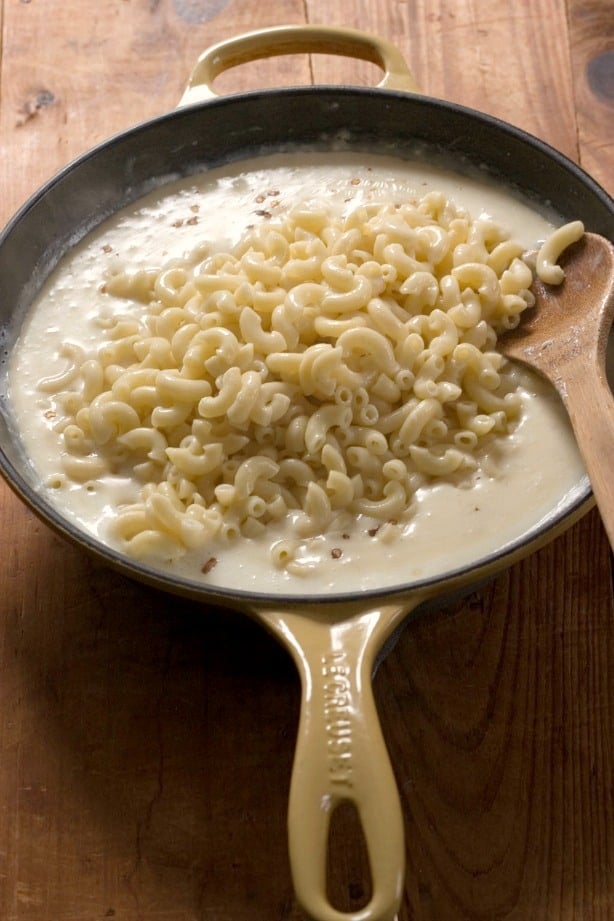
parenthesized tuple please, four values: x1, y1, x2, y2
(558, 362, 614, 550)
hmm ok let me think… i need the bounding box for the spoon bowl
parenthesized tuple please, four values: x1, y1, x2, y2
(501, 232, 614, 546)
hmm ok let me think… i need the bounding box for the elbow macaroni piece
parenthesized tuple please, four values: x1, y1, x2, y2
(536, 220, 584, 284)
(38, 184, 583, 572)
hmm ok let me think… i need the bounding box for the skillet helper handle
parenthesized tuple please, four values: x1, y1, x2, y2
(262, 605, 407, 921)
(179, 24, 420, 106)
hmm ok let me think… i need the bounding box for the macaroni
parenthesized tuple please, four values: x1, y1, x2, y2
(34, 189, 582, 571)
(536, 220, 584, 284)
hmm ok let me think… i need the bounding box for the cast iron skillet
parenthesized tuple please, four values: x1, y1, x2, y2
(0, 26, 612, 921)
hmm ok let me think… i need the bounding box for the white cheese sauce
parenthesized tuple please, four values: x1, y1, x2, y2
(8, 152, 587, 594)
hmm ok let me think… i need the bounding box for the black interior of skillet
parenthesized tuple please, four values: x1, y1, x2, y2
(0, 87, 612, 606)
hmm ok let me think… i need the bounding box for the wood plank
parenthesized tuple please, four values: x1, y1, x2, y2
(305, 0, 579, 158)
(0, 513, 303, 920)
(0, 4, 309, 919)
(380, 509, 614, 919)
(568, 0, 614, 192)
(0, 0, 311, 225)
(299, 19, 613, 918)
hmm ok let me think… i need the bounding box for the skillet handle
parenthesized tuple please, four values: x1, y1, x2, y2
(179, 25, 421, 106)
(261, 603, 412, 921)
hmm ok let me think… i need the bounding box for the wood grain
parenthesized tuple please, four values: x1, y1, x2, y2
(381, 512, 614, 919)
(568, 0, 614, 192)
(305, 0, 580, 159)
(0, 0, 310, 223)
(0, 1, 612, 919)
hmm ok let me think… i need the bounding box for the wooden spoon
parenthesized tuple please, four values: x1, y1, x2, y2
(501, 232, 614, 548)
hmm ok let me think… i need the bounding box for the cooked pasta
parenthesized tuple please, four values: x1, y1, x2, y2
(536, 219, 584, 284)
(36, 188, 582, 570)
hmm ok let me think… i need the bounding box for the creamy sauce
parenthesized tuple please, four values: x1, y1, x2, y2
(8, 152, 587, 594)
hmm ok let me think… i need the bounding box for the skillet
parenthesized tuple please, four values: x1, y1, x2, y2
(0, 25, 612, 921)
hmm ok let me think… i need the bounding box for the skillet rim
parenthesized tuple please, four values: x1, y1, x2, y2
(0, 84, 610, 609)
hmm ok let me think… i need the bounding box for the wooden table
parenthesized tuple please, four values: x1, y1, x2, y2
(0, 2, 612, 919)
